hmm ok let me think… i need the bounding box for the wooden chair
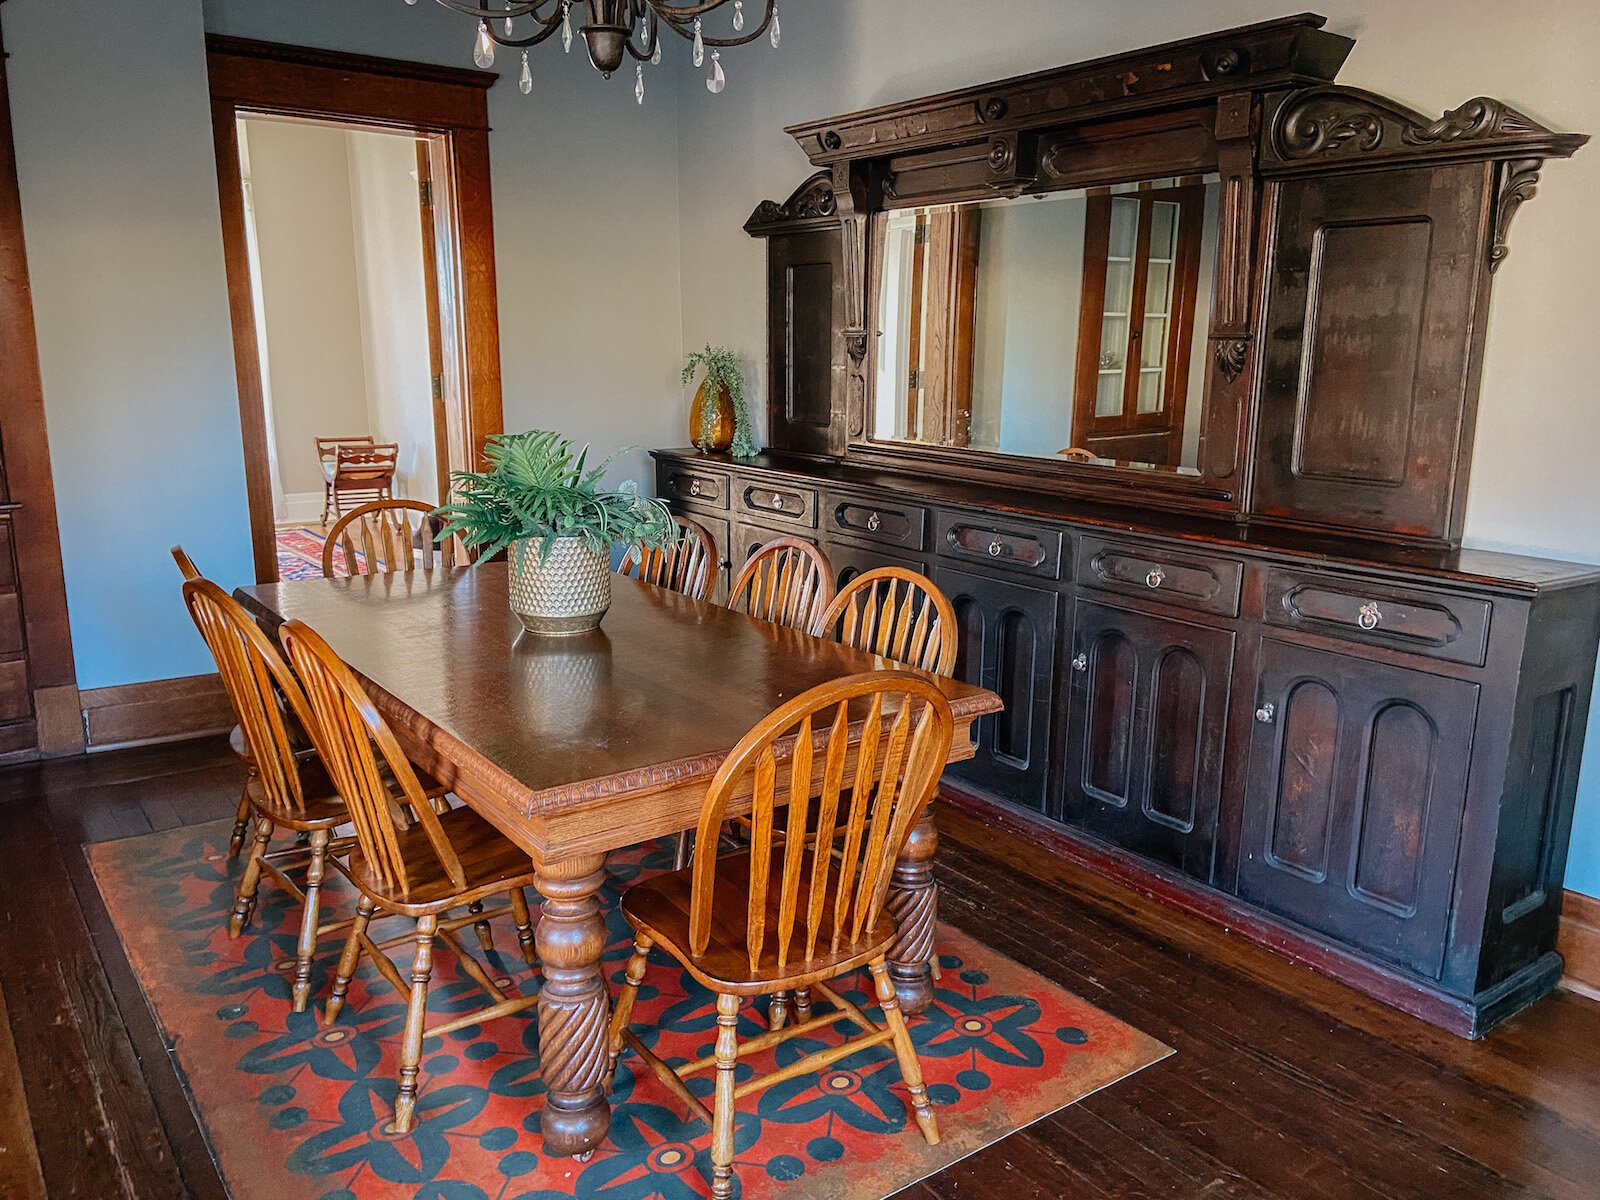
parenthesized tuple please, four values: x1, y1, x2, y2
(322, 499, 459, 579)
(279, 617, 541, 1135)
(609, 671, 954, 1199)
(726, 536, 835, 632)
(617, 513, 718, 601)
(317, 436, 397, 524)
(814, 567, 959, 676)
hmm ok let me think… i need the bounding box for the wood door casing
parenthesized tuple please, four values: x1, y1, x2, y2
(1060, 599, 1234, 879)
(1238, 638, 1479, 980)
(932, 564, 1058, 812)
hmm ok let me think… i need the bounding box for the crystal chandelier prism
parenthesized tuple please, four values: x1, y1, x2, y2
(414, 0, 781, 101)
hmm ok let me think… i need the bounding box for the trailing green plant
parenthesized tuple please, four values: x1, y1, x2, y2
(683, 344, 760, 458)
(432, 430, 675, 565)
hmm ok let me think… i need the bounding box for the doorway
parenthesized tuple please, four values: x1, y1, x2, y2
(208, 37, 504, 583)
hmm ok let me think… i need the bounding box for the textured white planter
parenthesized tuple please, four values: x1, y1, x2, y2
(507, 536, 612, 635)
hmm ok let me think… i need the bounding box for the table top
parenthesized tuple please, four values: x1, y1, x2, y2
(236, 566, 1002, 818)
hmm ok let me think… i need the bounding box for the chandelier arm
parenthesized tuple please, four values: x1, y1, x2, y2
(432, 0, 552, 19)
(653, 0, 773, 47)
(645, 0, 745, 19)
(622, 8, 660, 62)
(487, 20, 566, 49)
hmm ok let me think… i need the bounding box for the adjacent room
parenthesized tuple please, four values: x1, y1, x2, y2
(2, 3, 1598, 1199)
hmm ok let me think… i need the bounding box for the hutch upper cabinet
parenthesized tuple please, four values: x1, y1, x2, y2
(660, 14, 1599, 1037)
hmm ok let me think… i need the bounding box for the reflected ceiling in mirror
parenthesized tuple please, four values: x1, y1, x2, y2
(871, 174, 1221, 473)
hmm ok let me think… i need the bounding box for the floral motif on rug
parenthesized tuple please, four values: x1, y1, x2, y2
(89, 820, 1170, 1200)
(276, 527, 360, 582)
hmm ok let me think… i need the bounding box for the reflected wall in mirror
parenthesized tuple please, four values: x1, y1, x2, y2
(872, 175, 1220, 472)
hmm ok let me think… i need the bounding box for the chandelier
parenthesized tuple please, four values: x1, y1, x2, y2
(414, 1, 781, 102)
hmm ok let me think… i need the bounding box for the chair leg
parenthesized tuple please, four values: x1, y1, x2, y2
(325, 895, 375, 1023)
(468, 899, 494, 952)
(509, 887, 537, 967)
(229, 816, 273, 938)
(869, 959, 940, 1146)
(291, 828, 330, 1012)
(606, 936, 652, 1074)
(769, 990, 791, 1031)
(710, 992, 741, 1200)
(793, 988, 813, 1021)
(393, 914, 437, 1134)
(227, 784, 252, 859)
(672, 831, 692, 872)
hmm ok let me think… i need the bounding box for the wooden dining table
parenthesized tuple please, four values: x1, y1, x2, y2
(235, 565, 1002, 1160)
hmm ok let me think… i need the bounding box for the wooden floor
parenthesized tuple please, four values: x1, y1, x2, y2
(3, 738, 1599, 1199)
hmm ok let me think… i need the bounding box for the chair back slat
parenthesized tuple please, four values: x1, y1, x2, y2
(279, 618, 468, 898)
(816, 568, 958, 676)
(619, 514, 717, 601)
(181, 579, 312, 813)
(688, 672, 953, 974)
(323, 499, 459, 579)
(727, 537, 835, 632)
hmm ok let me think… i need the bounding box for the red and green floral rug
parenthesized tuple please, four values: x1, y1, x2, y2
(90, 819, 1170, 1199)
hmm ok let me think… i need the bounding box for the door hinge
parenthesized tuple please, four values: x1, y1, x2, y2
(431, 373, 444, 401)
(419, 178, 434, 208)
(907, 367, 923, 390)
(913, 223, 929, 246)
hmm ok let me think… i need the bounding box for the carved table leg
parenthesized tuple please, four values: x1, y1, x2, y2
(534, 854, 611, 1159)
(886, 802, 938, 1016)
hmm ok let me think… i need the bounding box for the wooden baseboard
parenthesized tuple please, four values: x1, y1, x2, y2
(79, 673, 232, 751)
(1558, 890, 1600, 997)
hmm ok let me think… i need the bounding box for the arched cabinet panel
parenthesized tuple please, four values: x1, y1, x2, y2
(1061, 599, 1235, 880)
(933, 564, 1058, 812)
(1240, 639, 1478, 980)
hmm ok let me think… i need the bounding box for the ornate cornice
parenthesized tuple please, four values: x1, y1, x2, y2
(744, 171, 839, 236)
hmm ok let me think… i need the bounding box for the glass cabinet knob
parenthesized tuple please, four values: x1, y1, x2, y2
(1255, 702, 1276, 724)
(1357, 601, 1382, 631)
(1146, 567, 1165, 589)
(1072, 652, 1088, 672)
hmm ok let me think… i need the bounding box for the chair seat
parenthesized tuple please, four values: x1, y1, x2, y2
(339, 806, 538, 915)
(622, 848, 897, 995)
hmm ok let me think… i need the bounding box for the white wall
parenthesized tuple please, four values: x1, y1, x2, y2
(672, 0, 1600, 895)
(347, 129, 437, 505)
(242, 118, 373, 501)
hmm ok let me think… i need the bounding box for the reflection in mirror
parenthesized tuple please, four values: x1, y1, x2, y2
(871, 175, 1220, 472)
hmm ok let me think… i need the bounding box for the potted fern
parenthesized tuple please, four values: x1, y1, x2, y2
(684, 344, 759, 457)
(433, 431, 674, 635)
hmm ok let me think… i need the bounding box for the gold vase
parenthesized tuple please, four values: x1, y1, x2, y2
(690, 380, 735, 453)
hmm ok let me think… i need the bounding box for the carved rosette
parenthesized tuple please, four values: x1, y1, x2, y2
(1213, 337, 1250, 383)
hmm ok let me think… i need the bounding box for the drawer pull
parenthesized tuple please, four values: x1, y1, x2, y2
(867, 512, 881, 533)
(1255, 702, 1276, 724)
(988, 538, 1004, 558)
(1357, 601, 1382, 631)
(689, 480, 702, 497)
(772, 494, 785, 511)
(1071, 652, 1088, 672)
(1146, 567, 1165, 589)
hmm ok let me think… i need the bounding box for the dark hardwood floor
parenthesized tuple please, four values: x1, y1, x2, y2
(2, 736, 1598, 1199)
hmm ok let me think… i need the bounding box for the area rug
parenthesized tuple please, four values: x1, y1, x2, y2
(276, 526, 343, 582)
(89, 819, 1170, 1200)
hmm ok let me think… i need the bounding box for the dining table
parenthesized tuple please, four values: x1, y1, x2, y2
(235, 564, 1003, 1160)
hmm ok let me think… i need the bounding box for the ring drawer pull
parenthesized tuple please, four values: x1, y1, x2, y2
(771, 494, 785, 510)
(1255, 702, 1276, 724)
(988, 538, 1004, 558)
(688, 480, 701, 497)
(1357, 601, 1382, 631)
(1072, 652, 1087, 672)
(866, 512, 881, 533)
(1146, 567, 1165, 589)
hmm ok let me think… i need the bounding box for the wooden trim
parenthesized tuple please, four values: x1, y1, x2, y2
(0, 20, 80, 744)
(207, 38, 504, 582)
(1558, 889, 1600, 1000)
(79, 674, 233, 752)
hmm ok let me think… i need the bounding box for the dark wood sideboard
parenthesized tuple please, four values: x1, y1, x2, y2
(656, 14, 1600, 1035)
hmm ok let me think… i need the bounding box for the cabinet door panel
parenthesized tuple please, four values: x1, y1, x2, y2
(823, 540, 926, 594)
(933, 565, 1057, 813)
(1061, 599, 1233, 879)
(1240, 639, 1478, 979)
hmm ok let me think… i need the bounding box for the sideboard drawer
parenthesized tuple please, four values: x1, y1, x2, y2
(1077, 536, 1243, 618)
(735, 480, 817, 527)
(1264, 569, 1491, 666)
(657, 462, 731, 510)
(825, 492, 927, 551)
(935, 511, 1064, 579)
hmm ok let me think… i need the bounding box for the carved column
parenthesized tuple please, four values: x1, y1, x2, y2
(830, 160, 884, 450)
(1202, 90, 1260, 483)
(886, 805, 939, 1015)
(534, 853, 611, 1158)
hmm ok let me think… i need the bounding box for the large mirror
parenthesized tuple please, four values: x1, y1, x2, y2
(870, 174, 1221, 472)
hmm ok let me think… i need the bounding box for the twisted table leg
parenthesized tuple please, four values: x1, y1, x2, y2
(886, 804, 938, 1016)
(534, 854, 611, 1159)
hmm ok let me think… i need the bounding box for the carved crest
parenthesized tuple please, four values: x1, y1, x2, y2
(744, 171, 840, 235)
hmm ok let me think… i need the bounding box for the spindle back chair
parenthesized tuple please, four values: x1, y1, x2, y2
(609, 671, 953, 1199)
(322, 499, 458, 579)
(815, 567, 958, 676)
(279, 618, 542, 1134)
(617, 513, 718, 600)
(726, 536, 835, 632)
